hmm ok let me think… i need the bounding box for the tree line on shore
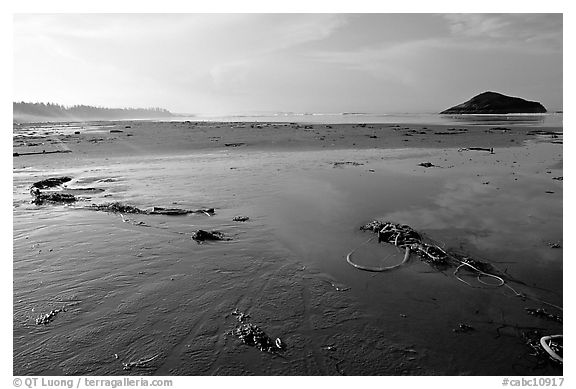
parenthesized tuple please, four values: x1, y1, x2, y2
(13, 102, 174, 122)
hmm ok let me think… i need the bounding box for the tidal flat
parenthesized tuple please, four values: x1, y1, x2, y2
(13, 120, 562, 375)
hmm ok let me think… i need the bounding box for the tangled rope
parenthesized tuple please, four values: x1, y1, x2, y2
(347, 222, 561, 302)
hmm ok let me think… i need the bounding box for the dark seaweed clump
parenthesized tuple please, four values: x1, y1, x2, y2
(31, 177, 72, 189)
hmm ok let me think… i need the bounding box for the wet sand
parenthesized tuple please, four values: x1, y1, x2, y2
(13, 121, 562, 375)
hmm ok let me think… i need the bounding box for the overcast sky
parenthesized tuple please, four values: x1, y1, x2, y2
(13, 13, 562, 114)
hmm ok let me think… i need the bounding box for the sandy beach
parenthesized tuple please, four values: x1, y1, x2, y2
(13, 120, 562, 375)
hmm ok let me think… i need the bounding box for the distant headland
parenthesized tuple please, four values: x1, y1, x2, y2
(440, 92, 547, 114)
(13, 102, 175, 123)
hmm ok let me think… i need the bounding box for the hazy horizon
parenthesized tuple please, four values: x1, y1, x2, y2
(14, 14, 563, 114)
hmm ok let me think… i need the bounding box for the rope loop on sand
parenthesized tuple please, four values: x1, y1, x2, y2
(346, 243, 411, 272)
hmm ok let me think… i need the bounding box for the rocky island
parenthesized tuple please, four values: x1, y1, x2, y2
(440, 91, 547, 114)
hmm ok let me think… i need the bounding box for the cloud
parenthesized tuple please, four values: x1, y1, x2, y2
(443, 14, 562, 49)
(306, 14, 562, 88)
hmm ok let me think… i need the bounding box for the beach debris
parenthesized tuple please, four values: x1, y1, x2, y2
(31, 177, 72, 189)
(552, 176, 563, 181)
(232, 308, 251, 322)
(453, 323, 475, 333)
(232, 323, 283, 353)
(122, 354, 159, 371)
(353, 221, 510, 283)
(540, 335, 563, 364)
(333, 161, 364, 167)
(523, 331, 563, 365)
(527, 130, 562, 136)
(487, 127, 511, 133)
(232, 215, 250, 222)
(192, 229, 227, 242)
(87, 202, 215, 216)
(547, 241, 562, 249)
(434, 129, 467, 135)
(30, 187, 77, 205)
(13, 150, 72, 157)
(110, 129, 123, 133)
(89, 202, 141, 214)
(418, 162, 436, 168)
(458, 147, 494, 153)
(525, 308, 562, 323)
(225, 142, 246, 147)
(145, 206, 202, 216)
(35, 307, 66, 325)
(545, 191, 555, 194)
(275, 338, 285, 350)
(230, 309, 284, 353)
(29, 177, 98, 205)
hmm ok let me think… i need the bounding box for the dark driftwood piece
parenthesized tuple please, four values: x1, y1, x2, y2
(87, 202, 215, 216)
(14, 150, 72, 157)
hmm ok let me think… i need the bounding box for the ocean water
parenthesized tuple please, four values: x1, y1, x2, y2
(170, 112, 563, 128)
(13, 138, 563, 375)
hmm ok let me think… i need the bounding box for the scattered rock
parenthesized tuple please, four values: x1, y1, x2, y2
(192, 230, 227, 242)
(233, 215, 250, 222)
(418, 162, 435, 168)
